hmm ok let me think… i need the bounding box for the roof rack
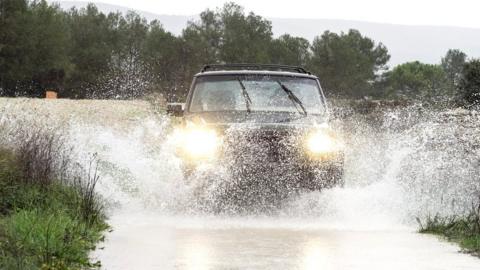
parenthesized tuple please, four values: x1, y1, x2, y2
(201, 63, 311, 74)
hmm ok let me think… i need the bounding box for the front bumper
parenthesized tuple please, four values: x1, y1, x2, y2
(177, 128, 344, 176)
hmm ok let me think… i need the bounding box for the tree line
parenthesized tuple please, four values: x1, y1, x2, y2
(0, 0, 479, 105)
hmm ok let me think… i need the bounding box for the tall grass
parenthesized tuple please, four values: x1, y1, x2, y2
(418, 196, 480, 256)
(0, 127, 108, 269)
(71, 154, 104, 227)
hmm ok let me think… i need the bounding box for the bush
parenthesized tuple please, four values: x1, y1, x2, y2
(2, 126, 105, 225)
(0, 127, 108, 269)
(0, 149, 21, 215)
(418, 203, 480, 256)
(460, 59, 480, 106)
(14, 128, 70, 186)
(0, 209, 105, 270)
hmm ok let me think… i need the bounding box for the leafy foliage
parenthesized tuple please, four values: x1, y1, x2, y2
(66, 4, 121, 97)
(1, 209, 106, 270)
(270, 34, 311, 67)
(459, 59, 480, 105)
(307, 29, 390, 97)
(1, 1, 391, 100)
(442, 49, 467, 86)
(0, 129, 107, 269)
(384, 61, 452, 100)
(0, 0, 70, 96)
(1, 1, 478, 104)
(418, 207, 480, 256)
(218, 3, 273, 63)
(142, 21, 184, 101)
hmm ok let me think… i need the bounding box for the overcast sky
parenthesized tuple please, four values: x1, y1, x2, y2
(58, 0, 480, 28)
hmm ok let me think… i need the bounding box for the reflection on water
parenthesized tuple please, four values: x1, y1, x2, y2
(302, 239, 334, 270)
(94, 215, 480, 270)
(179, 235, 212, 270)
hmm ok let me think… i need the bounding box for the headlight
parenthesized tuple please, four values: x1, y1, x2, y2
(175, 126, 221, 159)
(305, 129, 341, 155)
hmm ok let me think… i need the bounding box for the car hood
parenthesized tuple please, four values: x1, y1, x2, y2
(184, 111, 327, 129)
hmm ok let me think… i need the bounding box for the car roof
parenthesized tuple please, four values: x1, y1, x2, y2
(195, 70, 319, 79)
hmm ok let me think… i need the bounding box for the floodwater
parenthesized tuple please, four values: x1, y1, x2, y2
(1, 98, 480, 269)
(95, 213, 480, 270)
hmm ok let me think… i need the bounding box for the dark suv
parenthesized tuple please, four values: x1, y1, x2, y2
(168, 64, 344, 194)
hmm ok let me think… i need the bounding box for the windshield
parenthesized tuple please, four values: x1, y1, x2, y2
(189, 75, 325, 114)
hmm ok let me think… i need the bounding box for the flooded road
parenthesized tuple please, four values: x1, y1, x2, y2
(95, 213, 480, 270)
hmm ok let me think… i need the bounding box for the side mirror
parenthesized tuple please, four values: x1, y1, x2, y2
(167, 103, 184, 117)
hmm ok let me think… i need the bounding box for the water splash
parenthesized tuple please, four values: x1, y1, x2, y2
(1, 98, 479, 230)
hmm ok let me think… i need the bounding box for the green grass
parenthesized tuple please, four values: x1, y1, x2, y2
(418, 213, 480, 256)
(0, 148, 108, 270)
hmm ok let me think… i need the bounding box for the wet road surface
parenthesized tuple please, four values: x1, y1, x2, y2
(95, 213, 480, 270)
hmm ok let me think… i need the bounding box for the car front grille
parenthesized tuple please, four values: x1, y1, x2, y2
(223, 128, 301, 164)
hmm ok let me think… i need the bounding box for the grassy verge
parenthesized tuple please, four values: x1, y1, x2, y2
(0, 134, 108, 269)
(418, 208, 480, 256)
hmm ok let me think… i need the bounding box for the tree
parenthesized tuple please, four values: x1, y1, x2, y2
(385, 61, 450, 100)
(0, 0, 29, 95)
(183, 9, 222, 66)
(308, 29, 390, 97)
(0, 0, 70, 96)
(219, 2, 273, 63)
(66, 4, 121, 97)
(178, 2, 275, 100)
(142, 21, 184, 100)
(459, 59, 480, 105)
(269, 34, 311, 66)
(105, 11, 149, 98)
(183, 2, 273, 64)
(441, 49, 467, 87)
(180, 8, 223, 94)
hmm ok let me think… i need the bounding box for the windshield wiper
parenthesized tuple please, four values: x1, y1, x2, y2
(276, 80, 307, 116)
(237, 78, 252, 113)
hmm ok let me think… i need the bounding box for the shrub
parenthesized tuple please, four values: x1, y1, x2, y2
(0, 209, 104, 270)
(418, 200, 480, 256)
(0, 127, 108, 269)
(2, 125, 105, 226)
(0, 149, 21, 215)
(13, 128, 71, 186)
(460, 59, 480, 106)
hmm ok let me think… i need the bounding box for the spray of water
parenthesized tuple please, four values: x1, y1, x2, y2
(1, 98, 479, 231)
